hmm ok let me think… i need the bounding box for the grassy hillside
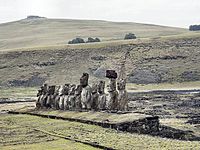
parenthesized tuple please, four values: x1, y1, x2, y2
(0, 17, 189, 51)
(1, 36, 200, 87)
(1, 17, 200, 86)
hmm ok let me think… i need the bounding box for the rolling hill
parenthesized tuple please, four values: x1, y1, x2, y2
(0, 17, 200, 87)
(0, 17, 189, 51)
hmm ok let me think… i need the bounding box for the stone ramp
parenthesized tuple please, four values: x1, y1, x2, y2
(9, 106, 159, 134)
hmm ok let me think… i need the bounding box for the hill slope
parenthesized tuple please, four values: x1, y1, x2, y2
(0, 17, 188, 50)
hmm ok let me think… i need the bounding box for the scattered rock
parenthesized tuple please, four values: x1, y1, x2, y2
(68, 38, 85, 44)
(91, 56, 106, 61)
(124, 33, 137, 40)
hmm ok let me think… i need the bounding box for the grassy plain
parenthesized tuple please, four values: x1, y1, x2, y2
(1, 114, 200, 150)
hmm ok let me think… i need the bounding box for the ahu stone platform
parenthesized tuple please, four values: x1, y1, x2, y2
(9, 106, 159, 134)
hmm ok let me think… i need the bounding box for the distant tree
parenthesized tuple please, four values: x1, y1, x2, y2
(68, 38, 85, 44)
(189, 25, 200, 31)
(124, 33, 137, 40)
(86, 37, 101, 43)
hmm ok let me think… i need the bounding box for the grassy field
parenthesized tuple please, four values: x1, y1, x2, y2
(0, 87, 37, 98)
(1, 114, 200, 150)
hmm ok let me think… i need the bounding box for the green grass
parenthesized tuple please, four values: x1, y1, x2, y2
(127, 81, 200, 92)
(0, 87, 37, 98)
(1, 114, 200, 150)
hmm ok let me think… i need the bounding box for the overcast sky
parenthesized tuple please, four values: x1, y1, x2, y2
(0, 0, 199, 27)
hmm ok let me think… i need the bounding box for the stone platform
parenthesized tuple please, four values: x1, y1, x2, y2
(9, 106, 159, 134)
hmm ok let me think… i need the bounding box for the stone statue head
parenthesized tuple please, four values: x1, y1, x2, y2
(80, 73, 89, 88)
(98, 81, 105, 94)
(117, 79, 126, 90)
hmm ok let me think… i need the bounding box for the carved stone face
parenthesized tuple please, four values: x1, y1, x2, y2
(117, 79, 126, 90)
(107, 78, 116, 92)
(98, 81, 105, 94)
(75, 85, 82, 95)
(80, 73, 89, 88)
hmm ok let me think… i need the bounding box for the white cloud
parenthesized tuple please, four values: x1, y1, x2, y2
(0, 0, 199, 27)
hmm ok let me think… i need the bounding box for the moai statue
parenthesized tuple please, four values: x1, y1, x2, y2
(63, 84, 72, 110)
(54, 86, 62, 110)
(67, 84, 76, 110)
(36, 87, 43, 108)
(59, 84, 70, 110)
(46, 85, 56, 108)
(106, 70, 119, 111)
(97, 81, 107, 110)
(80, 73, 92, 110)
(39, 84, 48, 108)
(75, 85, 82, 110)
(117, 79, 128, 111)
(91, 83, 99, 111)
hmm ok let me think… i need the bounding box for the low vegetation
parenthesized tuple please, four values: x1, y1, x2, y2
(1, 114, 200, 150)
(124, 33, 137, 40)
(189, 25, 200, 31)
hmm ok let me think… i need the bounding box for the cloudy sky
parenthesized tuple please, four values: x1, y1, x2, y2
(0, 0, 199, 27)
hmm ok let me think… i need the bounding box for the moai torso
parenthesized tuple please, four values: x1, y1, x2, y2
(46, 85, 56, 108)
(63, 84, 71, 110)
(75, 85, 82, 110)
(91, 83, 99, 111)
(107, 78, 118, 110)
(68, 84, 76, 110)
(59, 84, 70, 110)
(98, 81, 107, 110)
(40, 84, 49, 108)
(80, 73, 92, 110)
(117, 79, 128, 111)
(54, 86, 62, 110)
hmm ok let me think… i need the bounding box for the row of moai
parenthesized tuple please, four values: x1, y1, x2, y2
(36, 70, 128, 111)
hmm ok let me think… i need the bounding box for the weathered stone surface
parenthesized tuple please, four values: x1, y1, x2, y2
(91, 83, 99, 110)
(107, 78, 118, 110)
(80, 73, 89, 88)
(75, 85, 82, 110)
(98, 81, 107, 110)
(117, 79, 128, 111)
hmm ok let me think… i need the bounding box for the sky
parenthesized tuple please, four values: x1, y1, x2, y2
(0, 0, 199, 27)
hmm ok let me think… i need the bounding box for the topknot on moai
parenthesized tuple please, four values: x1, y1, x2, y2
(106, 70, 119, 111)
(80, 73, 92, 110)
(98, 81, 107, 110)
(117, 79, 128, 111)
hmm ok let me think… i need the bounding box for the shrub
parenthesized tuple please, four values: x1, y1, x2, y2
(68, 38, 85, 44)
(189, 25, 200, 31)
(86, 37, 101, 43)
(124, 33, 137, 40)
